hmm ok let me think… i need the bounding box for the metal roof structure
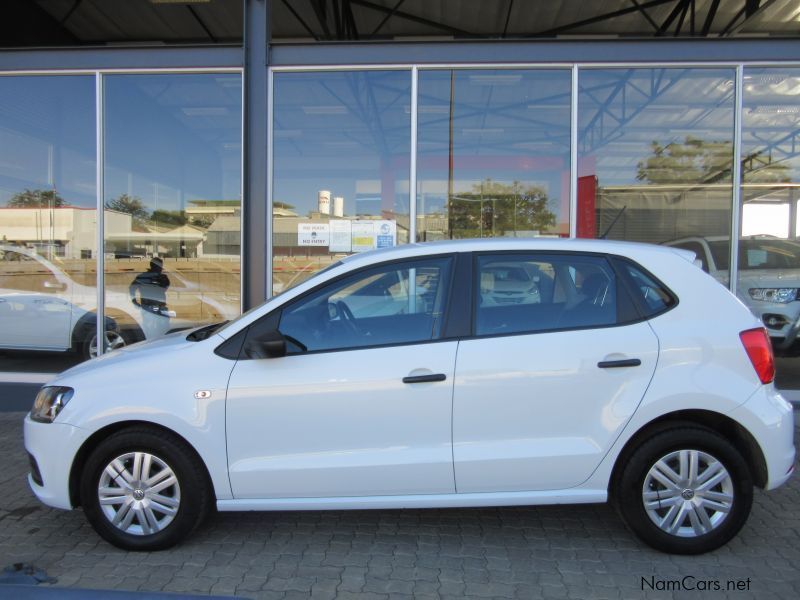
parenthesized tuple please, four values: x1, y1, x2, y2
(0, 0, 797, 47)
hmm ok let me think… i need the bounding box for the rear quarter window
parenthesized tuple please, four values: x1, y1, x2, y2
(618, 261, 676, 317)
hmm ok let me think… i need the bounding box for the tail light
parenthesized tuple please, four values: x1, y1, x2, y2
(739, 328, 775, 384)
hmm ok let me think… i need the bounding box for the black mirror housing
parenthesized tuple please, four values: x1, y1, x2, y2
(245, 329, 287, 359)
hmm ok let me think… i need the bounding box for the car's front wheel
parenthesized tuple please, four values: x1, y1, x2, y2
(80, 427, 212, 551)
(616, 426, 753, 554)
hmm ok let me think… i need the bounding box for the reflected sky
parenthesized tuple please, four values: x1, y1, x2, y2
(0, 75, 96, 208)
(104, 74, 242, 211)
(273, 70, 411, 219)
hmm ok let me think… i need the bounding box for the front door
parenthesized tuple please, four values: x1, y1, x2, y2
(226, 256, 458, 499)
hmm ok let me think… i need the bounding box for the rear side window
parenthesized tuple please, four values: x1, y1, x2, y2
(619, 262, 676, 317)
(474, 254, 625, 336)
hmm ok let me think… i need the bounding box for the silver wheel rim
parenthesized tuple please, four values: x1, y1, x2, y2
(89, 331, 126, 357)
(98, 452, 181, 536)
(643, 449, 734, 538)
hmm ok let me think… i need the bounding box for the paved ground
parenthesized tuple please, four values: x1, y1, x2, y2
(0, 412, 798, 600)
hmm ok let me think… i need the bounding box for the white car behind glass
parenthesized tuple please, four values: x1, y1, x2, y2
(0, 245, 239, 358)
(665, 236, 800, 353)
(24, 239, 795, 555)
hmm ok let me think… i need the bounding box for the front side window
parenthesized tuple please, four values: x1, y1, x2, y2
(475, 254, 619, 336)
(278, 257, 453, 353)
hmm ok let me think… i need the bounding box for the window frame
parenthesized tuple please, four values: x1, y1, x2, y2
(235, 252, 460, 359)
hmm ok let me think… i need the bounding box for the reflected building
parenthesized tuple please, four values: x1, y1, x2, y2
(1, 1, 800, 389)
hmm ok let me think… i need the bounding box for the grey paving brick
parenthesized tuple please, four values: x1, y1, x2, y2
(0, 410, 798, 599)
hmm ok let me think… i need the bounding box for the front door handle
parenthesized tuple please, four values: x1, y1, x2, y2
(597, 358, 641, 369)
(403, 373, 446, 384)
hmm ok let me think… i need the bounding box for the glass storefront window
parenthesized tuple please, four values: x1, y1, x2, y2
(271, 69, 412, 295)
(416, 69, 571, 242)
(577, 68, 736, 266)
(738, 68, 800, 388)
(0, 75, 98, 371)
(103, 73, 242, 344)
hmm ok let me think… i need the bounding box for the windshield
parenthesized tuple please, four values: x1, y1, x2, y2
(709, 239, 800, 271)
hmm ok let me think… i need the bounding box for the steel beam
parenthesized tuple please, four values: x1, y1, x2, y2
(243, 0, 269, 307)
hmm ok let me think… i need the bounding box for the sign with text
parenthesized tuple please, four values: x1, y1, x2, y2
(297, 223, 330, 247)
(329, 220, 352, 253)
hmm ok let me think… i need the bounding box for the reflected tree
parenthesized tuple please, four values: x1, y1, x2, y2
(450, 178, 556, 238)
(637, 136, 790, 185)
(151, 209, 188, 228)
(105, 194, 150, 231)
(7, 189, 66, 208)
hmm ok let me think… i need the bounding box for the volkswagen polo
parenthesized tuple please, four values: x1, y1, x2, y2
(24, 239, 796, 554)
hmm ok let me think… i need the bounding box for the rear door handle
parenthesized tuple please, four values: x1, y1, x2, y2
(403, 373, 446, 384)
(597, 358, 641, 369)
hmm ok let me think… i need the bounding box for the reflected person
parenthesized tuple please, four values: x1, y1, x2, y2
(130, 257, 172, 339)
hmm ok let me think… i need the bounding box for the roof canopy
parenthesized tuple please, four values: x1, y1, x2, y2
(1, 0, 797, 48)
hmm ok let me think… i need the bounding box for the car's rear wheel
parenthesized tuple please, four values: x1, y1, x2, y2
(80, 427, 211, 551)
(616, 426, 753, 554)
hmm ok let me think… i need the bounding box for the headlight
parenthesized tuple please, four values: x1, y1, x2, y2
(748, 288, 800, 304)
(31, 386, 74, 423)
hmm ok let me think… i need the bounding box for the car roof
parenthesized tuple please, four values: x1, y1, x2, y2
(337, 237, 694, 268)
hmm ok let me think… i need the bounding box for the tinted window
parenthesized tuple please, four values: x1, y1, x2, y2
(621, 263, 675, 316)
(475, 254, 618, 336)
(278, 257, 452, 353)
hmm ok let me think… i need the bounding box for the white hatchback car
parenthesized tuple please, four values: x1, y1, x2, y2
(24, 239, 795, 554)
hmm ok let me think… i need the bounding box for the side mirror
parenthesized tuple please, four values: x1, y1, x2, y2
(245, 329, 287, 359)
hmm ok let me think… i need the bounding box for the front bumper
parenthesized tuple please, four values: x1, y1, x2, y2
(729, 385, 796, 490)
(23, 414, 90, 510)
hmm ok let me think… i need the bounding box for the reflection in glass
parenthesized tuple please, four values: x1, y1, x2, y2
(577, 69, 735, 259)
(271, 70, 411, 295)
(416, 69, 571, 242)
(103, 73, 242, 343)
(739, 69, 800, 387)
(0, 76, 99, 370)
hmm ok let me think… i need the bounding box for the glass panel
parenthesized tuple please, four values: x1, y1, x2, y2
(0, 75, 97, 371)
(618, 262, 676, 316)
(272, 70, 411, 295)
(278, 257, 452, 353)
(739, 68, 800, 388)
(416, 69, 571, 242)
(577, 69, 736, 270)
(475, 254, 617, 336)
(103, 73, 242, 344)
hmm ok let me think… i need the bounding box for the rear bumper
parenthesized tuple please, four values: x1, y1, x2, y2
(729, 385, 795, 490)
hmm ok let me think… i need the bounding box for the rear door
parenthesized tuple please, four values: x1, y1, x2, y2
(453, 252, 660, 493)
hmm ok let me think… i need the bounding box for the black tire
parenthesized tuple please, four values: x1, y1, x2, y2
(80, 427, 212, 551)
(615, 426, 753, 554)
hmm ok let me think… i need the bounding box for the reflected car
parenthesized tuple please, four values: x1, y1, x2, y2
(0, 246, 124, 358)
(24, 239, 795, 555)
(665, 236, 800, 352)
(0, 245, 239, 358)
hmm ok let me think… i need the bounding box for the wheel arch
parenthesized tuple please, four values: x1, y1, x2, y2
(68, 420, 215, 508)
(610, 409, 768, 500)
